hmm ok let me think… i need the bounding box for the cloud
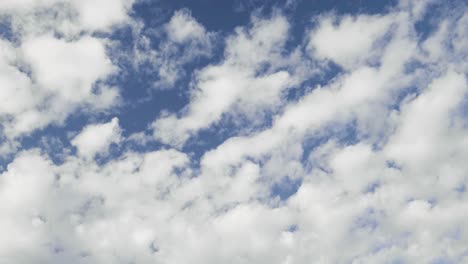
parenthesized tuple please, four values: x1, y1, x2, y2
(0, 150, 56, 261)
(152, 13, 313, 146)
(131, 8, 215, 89)
(22, 35, 115, 101)
(0, 0, 127, 150)
(166, 9, 208, 44)
(1, 0, 468, 263)
(70, 0, 134, 32)
(308, 14, 394, 69)
(71, 117, 122, 159)
(0, 0, 135, 35)
(0, 34, 119, 140)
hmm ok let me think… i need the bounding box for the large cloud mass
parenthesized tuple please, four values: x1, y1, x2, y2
(1, 0, 468, 263)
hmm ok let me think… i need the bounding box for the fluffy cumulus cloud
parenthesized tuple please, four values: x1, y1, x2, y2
(1, 0, 468, 263)
(0, 0, 129, 154)
(71, 118, 121, 159)
(308, 14, 394, 69)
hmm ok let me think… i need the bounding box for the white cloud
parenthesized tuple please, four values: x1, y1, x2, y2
(0, 35, 120, 140)
(152, 13, 307, 146)
(0, 0, 135, 35)
(131, 9, 215, 89)
(0, 39, 37, 116)
(384, 71, 468, 197)
(1, 1, 468, 263)
(22, 35, 116, 102)
(0, 150, 56, 261)
(0, 0, 59, 11)
(308, 14, 394, 69)
(71, 117, 122, 159)
(453, 13, 468, 57)
(0, 0, 126, 146)
(166, 9, 207, 44)
(71, 0, 134, 32)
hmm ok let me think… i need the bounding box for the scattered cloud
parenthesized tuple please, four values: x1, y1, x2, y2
(71, 117, 122, 159)
(1, 0, 468, 263)
(132, 8, 215, 89)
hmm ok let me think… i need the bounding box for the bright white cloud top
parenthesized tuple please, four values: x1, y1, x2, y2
(0, 0, 468, 263)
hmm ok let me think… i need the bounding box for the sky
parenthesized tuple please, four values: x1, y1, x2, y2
(0, 0, 467, 263)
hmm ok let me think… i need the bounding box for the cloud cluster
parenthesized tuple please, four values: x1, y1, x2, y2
(0, 0, 135, 154)
(152, 13, 314, 146)
(1, 0, 468, 263)
(132, 9, 215, 89)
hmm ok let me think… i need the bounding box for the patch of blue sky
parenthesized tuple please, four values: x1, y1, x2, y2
(414, 0, 464, 42)
(0, 17, 13, 42)
(270, 175, 302, 201)
(455, 184, 466, 193)
(365, 181, 381, 194)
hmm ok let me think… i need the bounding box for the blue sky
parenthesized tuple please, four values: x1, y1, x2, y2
(0, 0, 468, 263)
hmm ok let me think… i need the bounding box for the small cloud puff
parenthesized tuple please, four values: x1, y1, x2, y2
(71, 117, 122, 159)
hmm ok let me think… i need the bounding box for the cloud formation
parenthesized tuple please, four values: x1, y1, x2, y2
(1, 0, 468, 263)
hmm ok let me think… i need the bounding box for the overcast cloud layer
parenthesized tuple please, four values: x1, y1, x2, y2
(1, 0, 468, 263)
